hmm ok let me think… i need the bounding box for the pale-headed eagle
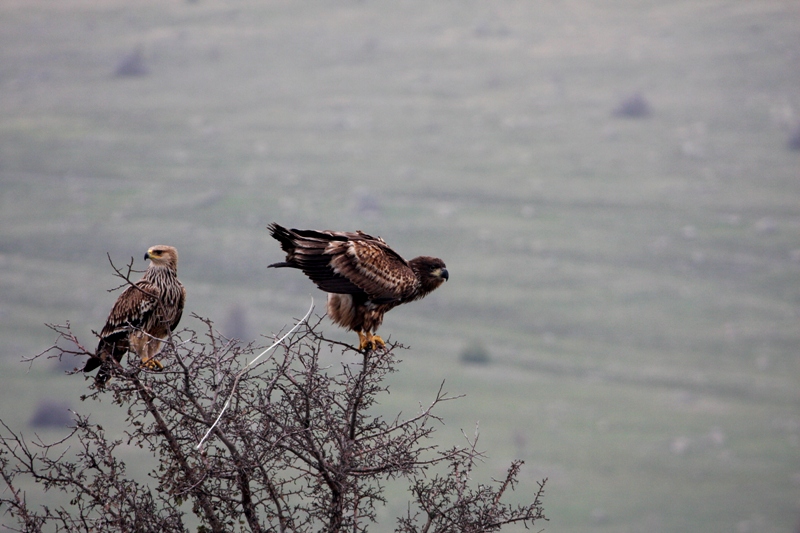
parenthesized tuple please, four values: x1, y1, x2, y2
(83, 245, 186, 386)
(267, 223, 448, 351)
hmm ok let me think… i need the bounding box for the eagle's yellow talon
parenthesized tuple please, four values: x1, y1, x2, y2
(357, 331, 367, 351)
(370, 335, 385, 350)
(140, 358, 164, 371)
(358, 332, 386, 351)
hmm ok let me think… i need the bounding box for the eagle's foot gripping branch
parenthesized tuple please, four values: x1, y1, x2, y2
(140, 358, 164, 371)
(357, 331, 386, 352)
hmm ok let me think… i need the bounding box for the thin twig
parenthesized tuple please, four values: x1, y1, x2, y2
(197, 299, 314, 450)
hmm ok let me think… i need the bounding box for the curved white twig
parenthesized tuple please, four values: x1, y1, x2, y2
(196, 298, 314, 450)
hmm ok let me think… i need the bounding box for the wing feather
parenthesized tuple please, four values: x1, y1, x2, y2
(84, 280, 159, 374)
(99, 280, 159, 339)
(328, 239, 418, 302)
(170, 284, 186, 331)
(269, 224, 420, 301)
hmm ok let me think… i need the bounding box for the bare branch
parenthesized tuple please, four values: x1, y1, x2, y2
(196, 298, 314, 450)
(2, 306, 545, 533)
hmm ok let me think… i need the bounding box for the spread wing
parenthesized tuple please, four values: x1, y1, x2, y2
(268, 224, 420, 303)
(326, 238, 419, 303)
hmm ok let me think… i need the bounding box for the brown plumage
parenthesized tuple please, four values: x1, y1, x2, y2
(267, 223, 448, 350)
(83, 245, 186, 386)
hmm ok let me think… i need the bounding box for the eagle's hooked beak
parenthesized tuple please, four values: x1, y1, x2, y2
(144, 250, 151, 261)
(439, 268, 449, 281)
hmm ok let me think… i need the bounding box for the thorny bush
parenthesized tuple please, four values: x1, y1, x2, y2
(0, 269, 545, 533)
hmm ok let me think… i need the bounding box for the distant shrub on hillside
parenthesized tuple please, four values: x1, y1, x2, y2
(788, 123, 800, 151)
(612, 92, 652, 118)
(29, 399, 72, 428)
(113, 47, 148, 77)
(460, 340, 491, 365)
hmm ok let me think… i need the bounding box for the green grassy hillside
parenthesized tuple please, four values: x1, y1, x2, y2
(1, 1, 798, 532)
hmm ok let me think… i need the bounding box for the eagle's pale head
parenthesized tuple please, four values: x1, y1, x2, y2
(145, 245, 179, 270)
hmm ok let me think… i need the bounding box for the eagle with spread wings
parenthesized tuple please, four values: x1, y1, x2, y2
(83, 245, 186, 386)
(268, 223, 448, 351)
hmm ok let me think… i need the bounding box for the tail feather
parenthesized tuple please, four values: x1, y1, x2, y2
(84, 335, 128, 386)
(83, 356, 102, 373)
(95, 364, 113, 387)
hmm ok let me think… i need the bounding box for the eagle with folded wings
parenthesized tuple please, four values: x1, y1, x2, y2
(83, 245, 186, 386)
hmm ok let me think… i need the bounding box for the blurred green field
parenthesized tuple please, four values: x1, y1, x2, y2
(1, 1, 799, 532)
